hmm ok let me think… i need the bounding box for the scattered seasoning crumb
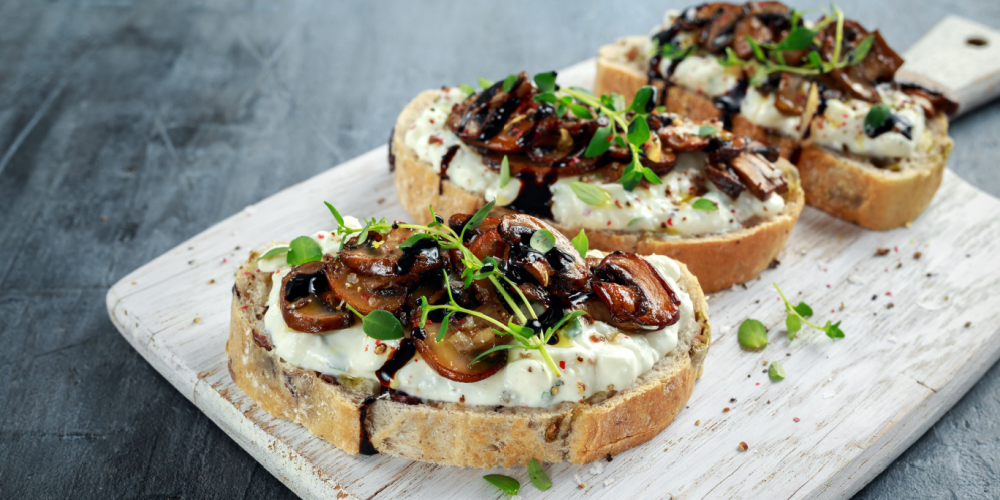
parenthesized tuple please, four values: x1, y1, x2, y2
(914, 252, 922, 259)
(756, 382, 760, 386)
(927, 273, 933, 277)
(695, 420, 701, 426)
(374, 344, 387, 355)
(606, 454, 613, 462)
(840, 302, 845, 311)
(945, 295, 949, 301)
(130, 281, 137, 285)
(193, 318, 201, 324)
(786, 353, 791, 356)
(763, 360, 769, 366)
(886, 303, 894, 309)
(738, 441, 749, 452)
(875, 248, 890, 256)
(208, 279, 215, 284)
(896, 263, 902, 269)
(723, 407, 731, 413)
(872, 294, 877, 301)
(767, 400, 771, 404)
(965, 322, 972, 328)
(730, 397, 737, 403)
(793, 417, 801, 423)
(886, 291, 893, 297)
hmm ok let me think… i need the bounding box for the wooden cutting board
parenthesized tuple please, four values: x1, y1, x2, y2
(106, 18, 1000, 500)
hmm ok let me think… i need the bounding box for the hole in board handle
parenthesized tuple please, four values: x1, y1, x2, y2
(966, 36, 988, 47)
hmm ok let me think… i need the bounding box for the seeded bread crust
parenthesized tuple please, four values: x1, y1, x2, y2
(227, 250, 711, 468)
(594, 36, 954, 230)
(393, 90, 804, 293)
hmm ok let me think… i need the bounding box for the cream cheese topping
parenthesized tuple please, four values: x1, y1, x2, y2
(405, 88, 785, 237)
(256, 232, 695, 408)
(663, 55, 741, 98)
(740, 87, 803, 137)
(808, 85, 927, 158)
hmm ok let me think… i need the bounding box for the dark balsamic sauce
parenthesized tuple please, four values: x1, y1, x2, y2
(393, 238, 441, 275)
(358, 395, 378, 455)
(375, 338, 417, 388)
(507, 170, 558, 220)
(387, 126, 396, 172)
(439, 145, 460, 195)
(712, 79, 748, 130)
(865, 114, 912, 140)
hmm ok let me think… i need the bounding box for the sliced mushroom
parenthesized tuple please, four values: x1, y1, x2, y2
(589, 251, 681, 331)
(898, 82, 958, 117)
(413, 301, 512, 383)
(327, 258, 410, 316)
(496, 214, 590, 297)
(279, 260, 354, 333)
(700, 3, 745, 53)
(705, 163, 746, 200)
(340, 227, 441, 277)
(727, 153, 788, 200)
(774, 73, 807, 116)
(732, 14, 773, 60)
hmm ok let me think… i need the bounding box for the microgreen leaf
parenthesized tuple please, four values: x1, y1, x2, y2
(477, 77, 493, 89)
(614, 135, 627, 148)
(483, 475, 520, 496)
(471, 343, 522, 364)
(361, 310, 404, 340)
(463, 199, 496, 239)
(570, 229, 588, 258)
(584, 124, 613, 157)
(502, 74, 518, 93)
(774, 26, 816, 51)
(533, 92, 558, 104)
(793, 302, 813, 317)
(253, 245, 290, 266)
(500, 155, 511, 188)
(864, 103, 892, 136)
(786, 314, 801, 340)
(398, 232, 435, 249)
(529, 229, 556, 254)
(825, 320, 845, 339)
(436, 312, 452, 342)
(626, 115, 650, 147)
(745, 35, 766, 61)
(692, 198, 718, 211)
(556, 101, 568, 118)
(569, 181, 611, 206)
(768, 361, 786, 381)
(617, 160, 643, 191)
(458, 83, 475, 96)
(533, 71, 557, 93)
(628, 86, 656, 114)
(718, 47, 745, 67)
(738, 319, 769, 349)
(611, 93, 626, 112)
(324, 202, 345, 227)
(528, 458, 552, 491)
(697, 125, 718, 136)
(568, 103, 593, 119)
(848, 35, 874, 65)
(775, 284, 845, 341)
(628, 217, 644, 227)
(286, 236, 323, 265)
(661, 43, 694, 60)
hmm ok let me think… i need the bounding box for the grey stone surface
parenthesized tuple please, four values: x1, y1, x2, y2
(0, 1, 996, 498)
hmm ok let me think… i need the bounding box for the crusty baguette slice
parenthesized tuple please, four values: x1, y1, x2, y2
(227, 249, 711, 469)
(393, 90, 805, 293)
(594, 36, 954, 231)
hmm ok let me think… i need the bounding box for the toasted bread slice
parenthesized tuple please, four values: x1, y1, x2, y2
(594, 36, 954, 230)
(393, 90, 804, 293)
(227, 248, 711, 469)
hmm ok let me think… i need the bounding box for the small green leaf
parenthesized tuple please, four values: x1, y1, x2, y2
(533, 92, 558, 104)
(848, 35, 875, 65)
(483, 474, 520, 496)
(749, 66, 769, 87)
(864, 103, 893, 136)
(641, 167, 662, 184)
(500, 155, 511, 188)
(627, 115, 650, 147)
(324, 202, 345, 227)
(568, 103, 593, 119)
(569, 181, 611, 206)
(697, 125, 718, 137)
(806, 50, 825, 69)
(614, 135, 627, 148)
(611, 93, 626, 112)
(661, 43, 694, 60)
(533, 71, 558, 93)
(286, 236, 323, 265)
(502, 74, 518, 93)
(398, 233, 435, 249)
(768, 361, 786, 381)
(436, 312, 452, 342)
(793, 302, 813, 318)
(568, 85, 594, 97)
(774, 26, 816, 51)
(718, 47, 745, 67)
(253, 245, 290, 266)
(584, 124, 613, 157)
(628, 86, 656, 113)
(478, 77, 494, 89)
(458, 83, 476, 96)
(529, 229, 556, 254)
(362, 310, 404, 340)
(692, 198, 718, 211)
(745, 35, 766, 61)
(738, 319, 769, 349)
(463, 199, 496, 238)
(528, 458, 552, 491)
(824, 320, 845, 339)
(627, 217, 644, 227)
(571, 229, 588, 258)
(786, 315, 801, 340)
(471, 344, 522, 364)
(556, 101, 568, 118)
(617, 160, 643, 191)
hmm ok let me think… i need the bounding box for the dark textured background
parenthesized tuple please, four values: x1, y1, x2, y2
(1, 1, 998, 498)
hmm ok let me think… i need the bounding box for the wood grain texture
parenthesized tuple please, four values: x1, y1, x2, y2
(105, 59, 1000, 498)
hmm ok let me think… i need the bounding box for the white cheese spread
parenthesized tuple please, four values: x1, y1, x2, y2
(256, 232, 695, 408)
(405, 88, 785, 237)
(808, 85, 927, 158)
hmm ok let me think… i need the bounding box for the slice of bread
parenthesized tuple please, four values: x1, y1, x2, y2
(594, 36, 954, 231)
(393, 91, 805, 293)
(227, 249, 711, 469)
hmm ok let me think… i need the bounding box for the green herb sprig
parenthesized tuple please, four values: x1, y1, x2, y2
(775, 284, 844, 340)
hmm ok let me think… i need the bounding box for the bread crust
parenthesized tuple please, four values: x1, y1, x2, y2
(227, 251, 711, 469)
(393, 89, 804, 293)
(594, 38, 954, 231)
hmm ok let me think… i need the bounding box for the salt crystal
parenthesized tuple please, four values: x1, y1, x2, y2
(590, 462, 605, 475)
(823, 392, 835, 399)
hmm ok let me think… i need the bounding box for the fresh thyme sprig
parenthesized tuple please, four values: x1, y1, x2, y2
(326, 201, 583, 377)
(775, 283, 844, 340)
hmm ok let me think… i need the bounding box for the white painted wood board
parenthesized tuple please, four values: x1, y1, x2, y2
(106, 58, 1000, 499)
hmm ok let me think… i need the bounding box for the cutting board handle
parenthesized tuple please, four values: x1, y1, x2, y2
(898, 16, 1000, 117)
